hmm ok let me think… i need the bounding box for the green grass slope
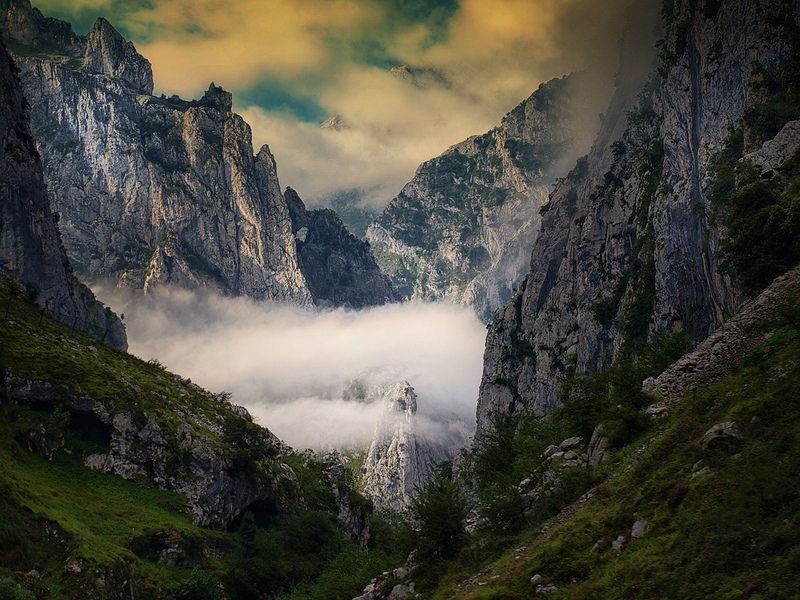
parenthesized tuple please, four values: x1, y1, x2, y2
(0, 276, 406, 599)
(418, 301, 800, 599)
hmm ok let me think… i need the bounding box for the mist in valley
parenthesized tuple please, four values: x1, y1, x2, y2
(98, 286, 486, 451)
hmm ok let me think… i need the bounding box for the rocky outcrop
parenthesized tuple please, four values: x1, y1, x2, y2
(0, 41, 126, 349)
(643, 265, 800, 403)
(359, 382, 462, 511)
(1, 369, 292, 529)
(285, 187, 396, 308)
(476, 0, 797, 433)
(366, 73, 599, 321)
(320, 452, 372, 547)
(1, 0, 312, 305)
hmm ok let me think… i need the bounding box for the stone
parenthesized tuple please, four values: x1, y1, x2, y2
(612, 535, 626, 551)
(64, 558, 82, 574)
(631, 518, 647, 539)
(393, 567, 408, 579)
(587, 424, 611, 467)
(701, 422, 744, 455)
(691, 466, 713, 480)
(644, 402, 669, 417)
(530, 574, 542, 585)
(559, 436, 583, 450)
(743, 120, 800, 179)
(543, 445, 561, 457)
(84, 453, 114, 472)
(388, 583, 412, 600)
(535, 583, 558, 595)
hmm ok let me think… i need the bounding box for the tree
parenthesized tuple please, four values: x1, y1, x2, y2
(410, 463, 468, 562)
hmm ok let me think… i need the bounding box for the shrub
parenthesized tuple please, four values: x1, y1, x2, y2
(711, 154, 800, 293)
(0, 578, 34, 600)
(173, 569, 222, 600)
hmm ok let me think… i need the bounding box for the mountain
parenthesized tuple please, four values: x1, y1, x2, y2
(358, 382, 465, 511)
(476, 0, 800, 433)
(403, 264, 800, 599)
(0, 40, 126, 350)
(0, 270, 415, 598)
(316, 189, 380, 239)
(0, 0, 313, 304)
(366, 73, 600, 321)
(284, 187, 396, 309)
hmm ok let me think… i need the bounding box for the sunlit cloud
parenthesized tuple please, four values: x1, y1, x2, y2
(34, 0, 645, 206)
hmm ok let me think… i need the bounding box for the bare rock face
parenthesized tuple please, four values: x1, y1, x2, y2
(1, 0, 312, 305)
(476, 0, 796, 433)
(359, 382, 464, 511)
(0, 41, 126, 349)
(84, 17, 153, 94)
(643, 266, 800, 403)
(1, 370, 291, 529)
(285, 187, 396, 308)
(367, 74, 599, 322)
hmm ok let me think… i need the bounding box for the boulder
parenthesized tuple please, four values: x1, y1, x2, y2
(701, 422, 744, 455)
(587, 424, 611, 467)
(631, 518, 647, 539)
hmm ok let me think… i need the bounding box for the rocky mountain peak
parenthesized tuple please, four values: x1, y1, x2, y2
(84, 16, 153, 94)
(367, 72, 596, 321)
(359, 381, 462, 511)
(0, 0, 83, 56)
(283, 187, 397, 308)
(0, 41, 126, 349)
(376, 381, 417, 423)
(201, 82, 233, 112)
(475, 0, 795, 433)
(320, 114, 346, 131)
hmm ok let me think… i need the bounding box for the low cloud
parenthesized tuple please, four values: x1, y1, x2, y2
(98, 287, 486, 451)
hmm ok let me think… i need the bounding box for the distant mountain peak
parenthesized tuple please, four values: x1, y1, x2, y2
(320, 114, 346, 131)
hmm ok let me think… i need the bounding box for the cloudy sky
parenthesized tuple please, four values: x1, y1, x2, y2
(37, 0, 634, 208)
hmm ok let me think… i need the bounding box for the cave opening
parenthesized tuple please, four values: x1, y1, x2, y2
(227, 497, 281, 531)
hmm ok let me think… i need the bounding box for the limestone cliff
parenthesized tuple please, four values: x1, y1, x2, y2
(476, 0, 798, 433)
(285, 187, 396, 308)
(359, 382, 466, 511)
(1, 0, 312, 305)
(366, 74, 599, 321)
(0, 41, 126, 349)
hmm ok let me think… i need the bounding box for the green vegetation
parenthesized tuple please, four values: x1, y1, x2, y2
(414, 298, 800, 599)
(411, 464, 469, 562)
(0, 277, 408, 598)
(708, 129, 800, 293)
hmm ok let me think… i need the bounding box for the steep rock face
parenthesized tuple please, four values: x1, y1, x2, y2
(1, 0, 312, 305)
(1, 368, 291, 529)
(0, 41, 126, 349)
(285, 187, 396, 308)
(359, 382, 459, 511)
(366, 74, 597, 321)
(476, 0, 796, 433)
(643, 265, 800, 403)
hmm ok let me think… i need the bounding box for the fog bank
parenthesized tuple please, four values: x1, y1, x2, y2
(99, 287, 486, 451)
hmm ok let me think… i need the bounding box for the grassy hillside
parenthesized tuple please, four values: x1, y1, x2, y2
(410, 298, 800, 599)
(0, 276, 407, 599)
